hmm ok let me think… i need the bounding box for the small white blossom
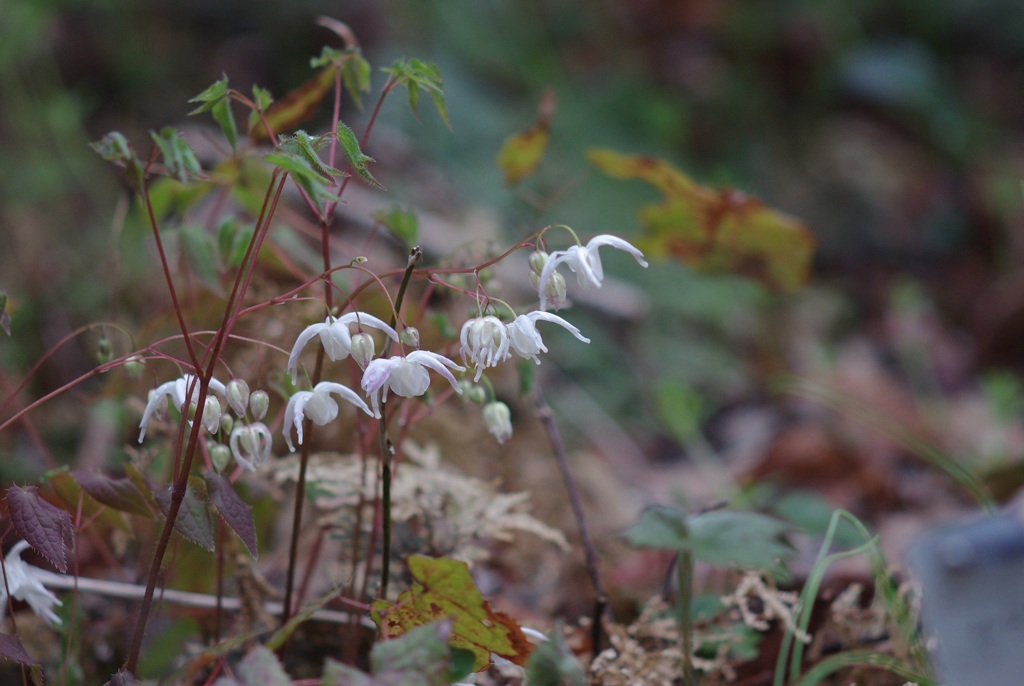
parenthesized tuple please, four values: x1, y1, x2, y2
(138, 374, 227, 443)
(361, 351, 464, 416)
(200, 397, 222, 435)
(0, 541, 63, 626)
(538, 234, 648, 310)
(507, 311, 590, 364)
(287, 312, 399, 384)
(225, 379, 250, 417)
(349, 332, 376, 370)
(229, 422, 273, 471)
(283, 382, 374, 452)
(483, 401, 513, 443)
(460, 316, 511, 381)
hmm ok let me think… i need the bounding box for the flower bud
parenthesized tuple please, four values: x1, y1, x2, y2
(350, 332, 376, 370)
(219, 412, 234, 435)
(482, 401, 512, 444)
(249, 390, 269, 421)
(399, 326, 420, 348)
(529, 250, 548, 276)
(201, 397, 222, 434)
(209, 443, 232, 472)
(467, 385, 487, 405)
(226, 379, 250, 417)
(124, 354, 145, 380)
(96, 335, 114, 366)
(531, 269, 567, 310)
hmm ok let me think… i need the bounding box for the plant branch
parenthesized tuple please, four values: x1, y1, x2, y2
(533, 382, 608, 654)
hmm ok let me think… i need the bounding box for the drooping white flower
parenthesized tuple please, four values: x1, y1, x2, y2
(229, 422, 273, 471)
(482, 401, 513, 444)
(283, 381, 374, 452)
(225, 379, 251, 417)
(538, 234, 648, 310)
(287, 312, 399, 384)
(138, 374, 227, 443)
(507, 311, 590, 364)
(459, 316, 510, 381)
(361, 351, 465, 416)
(0, 541, 63, 626)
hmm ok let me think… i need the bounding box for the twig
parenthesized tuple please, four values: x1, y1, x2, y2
(33, 569, 375, 628)
(533, 382, 608, 654)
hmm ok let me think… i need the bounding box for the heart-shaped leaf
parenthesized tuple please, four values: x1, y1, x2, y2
(6, 485, 73, 572)
(205, 473, 257, 558)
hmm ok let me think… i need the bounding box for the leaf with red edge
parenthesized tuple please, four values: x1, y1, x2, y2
(0, 632, 39, 665)
(249, 67, 336, 142)
(587, 148, 816, 291)
(5, 486, 72, 573)
(205, 473, 258, 558)
(73, 471, 153, 517)
(154, 480, 214, 551)
(371, 555, 533, 672)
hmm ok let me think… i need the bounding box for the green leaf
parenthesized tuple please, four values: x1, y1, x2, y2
(217, 216, 255, 269)
(523, 623, 586, 686)
(90, 131, 144, 191)
(150, 128, 202, 183)
(321, 659, 372, 686)
(287, 130, 342, 181)
(341, 52, 371, 110)
(655, 380, 704, 444)
(205, 473, 258, 558)
(189, 78, 239, 151)
(383, 58, 449, 128)
(154, 480, 214, 551)
(370, 621, 453, 685)
(626, 505, 795, 577)
(247, 85, 274, 133)
(372, 556, 533, 671)
(211, 99, 238, 151)
(235, 645, 290, 686)
(372, 206, 418, 247)
(336, 122, 383, 190)
(264, 149, 337, 211)
(179, 224, 223, 294)
(188, 76, 229, 114)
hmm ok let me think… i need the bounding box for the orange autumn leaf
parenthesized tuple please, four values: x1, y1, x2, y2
(371, 555, 533, 672)
(249, 67, 336, 142)
(496, 89, 555, 185)
(588, 148, 816, 291)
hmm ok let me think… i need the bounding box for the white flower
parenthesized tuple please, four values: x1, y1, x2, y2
(0, 541, 63, 626)
(361, 351, 465, 416)
(283, 382, 374, 452)
(459, 316, 510, 381)
(287, 312, 399, 384)
(482, 401, 513, 443)
(229, 422, 273, 471)
(507, 311, 590, 364)
(538, 234, 648, 309)
(138, 374, 227, 443)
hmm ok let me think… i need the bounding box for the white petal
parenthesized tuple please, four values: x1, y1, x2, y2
(282, 390, 312, 452)
(286, 320, 328, 385)
(406, 351, 464, 394)
(525, 310, 591, 343)
(338, 311, 400, 341)
(317, 381, 374, 417)
(585, 234, 649, 269)
(537, 249, 576, 311)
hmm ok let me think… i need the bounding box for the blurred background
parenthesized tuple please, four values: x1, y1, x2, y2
(5, 0, 1024, 592)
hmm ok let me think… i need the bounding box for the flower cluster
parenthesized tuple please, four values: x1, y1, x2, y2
(137, 233, 645, 455)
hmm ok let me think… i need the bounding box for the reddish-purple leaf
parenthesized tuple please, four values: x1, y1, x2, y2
(205, 474, 258, 559)
(0, 633, 38, 665)
(6, 486, 73, 573)
(45, 473, 130, 534)
(154, 483, 214, 551)
(73, 471, 153, 517)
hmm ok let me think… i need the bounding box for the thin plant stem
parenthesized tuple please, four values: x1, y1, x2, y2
(533, 382, 608, 654)
(677, 547, 697, 685)
(378, 247, 422, 597)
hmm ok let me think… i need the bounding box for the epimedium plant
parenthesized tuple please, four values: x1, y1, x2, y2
(0, 17, 656, 684)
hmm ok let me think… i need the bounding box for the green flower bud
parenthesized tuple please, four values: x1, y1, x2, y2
(399, 326, 420, 348)
(226, 379, 250, 417)
(249, 390, 270, 421)
(210, 443, 232, 472)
